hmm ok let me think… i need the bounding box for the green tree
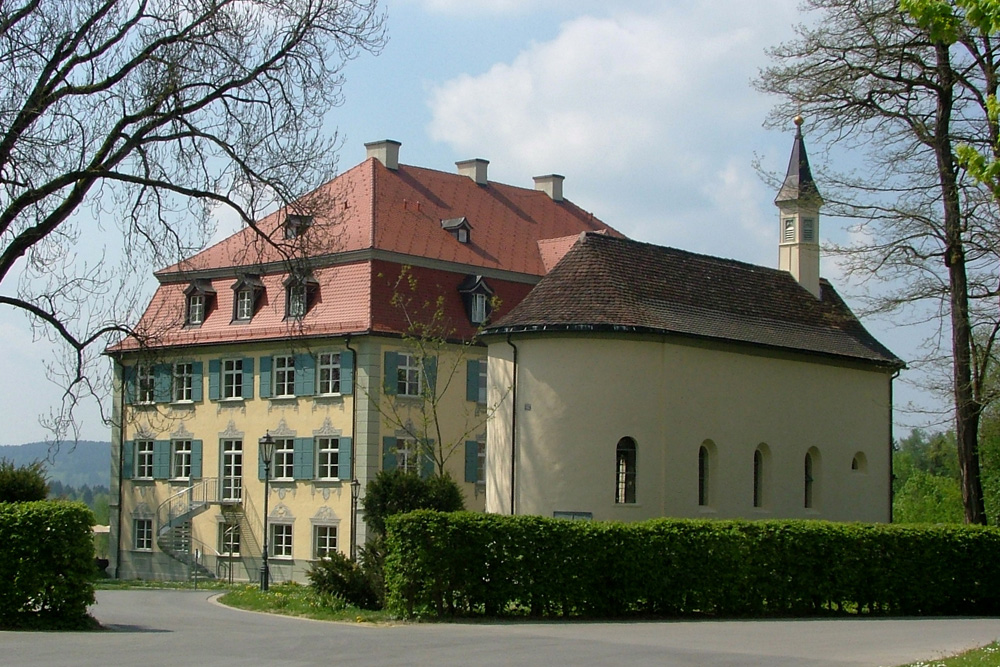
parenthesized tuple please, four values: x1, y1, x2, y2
(362, 469, 465, 538)
(0, 459, 49, 502)
(758, 0, 1000, 523)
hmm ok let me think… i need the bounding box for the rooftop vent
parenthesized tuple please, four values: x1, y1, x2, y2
(533, 174, 564, 202)
(365, 139, 401, 170)
(456, 158, 489, 185)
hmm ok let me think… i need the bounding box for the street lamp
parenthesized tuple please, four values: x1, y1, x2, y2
(258, 431, 276, 592)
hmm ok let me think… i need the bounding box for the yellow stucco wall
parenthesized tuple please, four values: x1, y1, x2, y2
(487, 333, 893, 523)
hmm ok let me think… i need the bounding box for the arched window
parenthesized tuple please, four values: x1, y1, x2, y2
(804, 452, 815, 508)
(698, 445, 710, 507)
(851, 451, 867, 473)
(753, 447, 766, 508)
(615, 437, 637, 504)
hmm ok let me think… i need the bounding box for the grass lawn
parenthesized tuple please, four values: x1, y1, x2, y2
(897, 642, 1000, 666)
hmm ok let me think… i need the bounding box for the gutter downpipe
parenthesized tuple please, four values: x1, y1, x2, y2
(114, 355, 126, 579)
(345, 336, 359, 560)
(889, 368, 900, 523)
(506, 334, 519, 516)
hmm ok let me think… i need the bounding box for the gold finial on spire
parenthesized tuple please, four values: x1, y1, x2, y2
(793, 114, 804, 127)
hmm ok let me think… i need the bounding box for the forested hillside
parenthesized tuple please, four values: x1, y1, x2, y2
(0, 440, 109, 489)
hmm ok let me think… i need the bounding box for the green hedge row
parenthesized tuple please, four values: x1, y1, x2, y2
(0, 501, 96, 628)
(384, 512, 1000, 618)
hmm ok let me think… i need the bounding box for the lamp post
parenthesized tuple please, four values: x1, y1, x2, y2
(350, 479, 361, 561)
(258, 431, 276, 592)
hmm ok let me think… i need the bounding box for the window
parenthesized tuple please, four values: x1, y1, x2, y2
(802, 218, 815, 242)
(804, 452, 815, 509)
(273, 438, 294, 480)
(783, 217, 795, 242)
(173, 363, 193, 402)
(397, 438, 419, 474)
(223, 359, 243, 399)
(397, 353, 421, 397)
(458, 274, 494, 325)
(698, 445, 710, 507)
(187, 293, 205, 325)
(471, 293, 488, 324)
(172, 440, 192, 479)
(270, 523, 293, 558)
(852, 451, 867, 473)
(477, 359, 487, 403)
(219, 522, 240, 556)
(477, 441, 486, 484)
(134, 518, 153, 550)
(457, 227, 469, 243)
(316, 437, 340, 480)
(753, 448, 765, 508)
(273, 355, 295, 397)
(135, 440, 154, 479)
(615, 437, 637, 504)
(314, 525, 338, 559)
(284, 214, 312, 239)
(137, 365, 155, 404)
(221, 439, 242, 502)
(235, 289, 254, 320)
(318, 353, 341, 395)
(287, 282, 308, 318)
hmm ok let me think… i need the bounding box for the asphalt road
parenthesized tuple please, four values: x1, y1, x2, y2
(2, 590, 999, 666)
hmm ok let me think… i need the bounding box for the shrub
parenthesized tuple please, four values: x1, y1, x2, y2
(0, 459, 49, 502)
(306, 550, 378, 610)
(363, 470, 465, 537)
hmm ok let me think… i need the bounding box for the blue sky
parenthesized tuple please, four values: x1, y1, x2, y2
(0, 0, 943, 444)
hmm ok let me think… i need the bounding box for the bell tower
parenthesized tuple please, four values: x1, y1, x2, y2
(775, 116, 823, 298)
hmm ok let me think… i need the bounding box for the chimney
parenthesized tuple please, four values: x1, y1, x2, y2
(365, 139, 401, 170)
(533, 174, 564, 202)
(456, 158, 489, 185)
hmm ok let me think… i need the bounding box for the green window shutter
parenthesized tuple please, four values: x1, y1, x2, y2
(122, 440, 135, 479)
(242, 357, 254, 399)
(466, 359, 479, 402)
(421, 442, 435, 479)
(153, 364, 172, 403)
(383, 351, 398, 396)
(259, 356, 272, 399)
(208, 359, 220, 400)
(295, 354, 315, 396)
(340, 350, 354, 395)
(338, 437, 352, 480)
(153, 440, 171, 479)
(191, 440, 203, 479)
(123, 365, 136, 405)
(382, 436, 397, 471)
(191, 361, 203, 402)
(465, 441, 479, 483)
(294, 437, 314, 480)
(424, 356, 438, 394)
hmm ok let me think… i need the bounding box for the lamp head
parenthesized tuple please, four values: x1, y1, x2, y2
(258, 431, 276, 465)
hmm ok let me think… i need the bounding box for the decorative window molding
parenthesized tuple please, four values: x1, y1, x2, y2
(458, 274, 495, 325)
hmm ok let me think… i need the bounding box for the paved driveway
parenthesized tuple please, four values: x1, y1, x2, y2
(2, 590, 999, 666)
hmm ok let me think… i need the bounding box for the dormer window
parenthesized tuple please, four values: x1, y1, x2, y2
(458, 274, 495, 325)
(284, 214, 313, 240)
(183, 280, 216, 326)
(441, 217, 472, 244)
(283, 273, 318, 319)
(231, 274, 264, 322)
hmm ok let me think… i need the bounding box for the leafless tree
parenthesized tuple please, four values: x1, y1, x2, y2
(0, 0, 385, 440)
(757, 0, 1000, 523)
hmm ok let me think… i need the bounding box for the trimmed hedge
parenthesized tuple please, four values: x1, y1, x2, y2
(0, 501, 96, 629)
(384, 512, 1000, 618)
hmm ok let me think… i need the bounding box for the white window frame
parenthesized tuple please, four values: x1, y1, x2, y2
(477, 358, 487, 404)
(397, 353, 422, 397)
(134, 518, 153, 551)
(270, 523, 293, 559)
(287, 283, 307, 318)
(235, 289, 254, 321)
(471, 293, 488, 324)
(316, 437, 340, 480)
(219, 522, 241, 556)
(172, 440, 192, 480)
(397, 437, 419, 474)
(274, 355, 295, 397)
(222, 359, 243, 399)
(782, 217, 796, 242)
(273, 438, 294, 480)
(187, 294, 205, 325)
(173, 362, 193, 402)
(135, 440, 154, 479)
(317, 352, 341, 395)
(476, 441, 486, 485)
(313, 524, 338, 559)
(137, 365, 155, 404)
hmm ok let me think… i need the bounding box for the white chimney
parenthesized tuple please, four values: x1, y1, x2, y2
(365, 139, 401, 170)
(533, 174, 564, 202)
(456, 158, 489, 185)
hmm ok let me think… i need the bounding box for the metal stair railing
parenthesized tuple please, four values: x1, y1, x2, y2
(230, 491, 264, 583)
(156, 478, 220, 535)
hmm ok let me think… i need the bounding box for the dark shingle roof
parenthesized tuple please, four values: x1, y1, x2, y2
(484, 233, 902, 369)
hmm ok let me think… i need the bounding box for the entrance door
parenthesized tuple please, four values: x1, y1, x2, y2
(221, 439, 243, 501)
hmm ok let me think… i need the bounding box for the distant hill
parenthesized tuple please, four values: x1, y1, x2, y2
(0, 440, 110, 489)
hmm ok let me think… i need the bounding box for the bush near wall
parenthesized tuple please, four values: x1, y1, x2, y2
(0, 501, 96, 629)
(383, 512, 1000, 619)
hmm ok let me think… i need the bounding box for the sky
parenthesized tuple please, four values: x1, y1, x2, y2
(0, 0, 946, 445)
